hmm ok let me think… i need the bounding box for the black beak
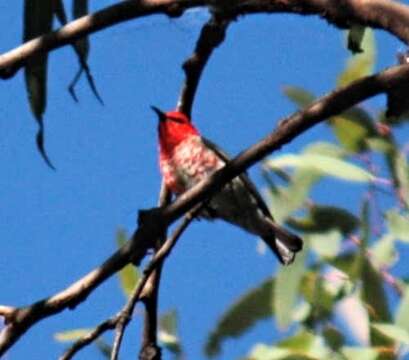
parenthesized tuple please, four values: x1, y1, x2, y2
(151, 106, 166, 122)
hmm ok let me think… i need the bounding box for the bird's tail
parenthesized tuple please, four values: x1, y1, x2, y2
(263, 218, 303, 265)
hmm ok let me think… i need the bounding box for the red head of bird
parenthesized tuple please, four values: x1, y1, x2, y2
(151, 106, 199, 157)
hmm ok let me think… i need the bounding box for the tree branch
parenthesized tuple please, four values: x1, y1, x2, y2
(1, 0, 409, 79)
(1, 62, 409, 356)
(177, 15, 230, 117)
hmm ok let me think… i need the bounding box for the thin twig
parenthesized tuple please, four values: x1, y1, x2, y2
(59, 317, 117, 360)
(110, 203, 204, 360)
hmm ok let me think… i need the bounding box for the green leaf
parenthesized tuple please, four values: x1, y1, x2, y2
(204, 279, 274, 357)
(274, 248, 306, 329)
(372, 323, 409, 346)
(24, 0, 54, 168)
(55, 328, 111, 358)
(116, 229, 140, 298)
(323, 325, 344, 351)
(347, 25, 366, 54)
(338, 28, 375, 87)
(395, 152, 409, 208)
(277, 330, 330, 358)
(395, 286, 409, 333)
(341, 346, 379, 360)
(159, 310, 182, 356)
(246, 343, 291, 360)
(303, 141, 346, 157)
(386, 210, 409, 242)
(361, 260, 392, 347)
(370, 234, 396, 269)
(329, 107, 377, 153)
(300, 271, 339, 324)
(288, 205, 359, 236)
(306, 230, 342, 258)
(282, 86, 315, 109)
(267, 169, 319, 224)
(266, 154, 375, 182)
(55, 328, 93, 342)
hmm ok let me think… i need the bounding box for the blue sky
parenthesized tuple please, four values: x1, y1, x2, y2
(0, 1, 408, 359)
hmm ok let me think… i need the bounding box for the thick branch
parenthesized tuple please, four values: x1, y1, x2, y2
(2, 0, 409, 78)
(1, 62, 409, 356)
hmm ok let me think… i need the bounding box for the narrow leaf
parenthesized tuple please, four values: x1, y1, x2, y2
(288, 205, 359, 236)
(338, 28, 375, 87)
(329, 107, 377, 153)
(267, 153, 375, 182)
(274, 248, 306, 328)
(159, 310, 183, 356)
(204, 279, 274, 357)
(69, 0, 103, 103)
(282, 86, 315, 109)
(116, 229, 140, 298)
(55, 328, 93, 342)
(24, 0, 54, 168)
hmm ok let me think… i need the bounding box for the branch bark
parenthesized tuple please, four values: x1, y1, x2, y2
(1, 0, 409, 79)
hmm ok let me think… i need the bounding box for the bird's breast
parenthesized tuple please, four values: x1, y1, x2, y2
(160, 136, 223, 194)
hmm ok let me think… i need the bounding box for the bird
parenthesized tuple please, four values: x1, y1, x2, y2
(152, 106, 303, 265)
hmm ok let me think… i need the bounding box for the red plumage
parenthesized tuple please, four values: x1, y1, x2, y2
(153, 107, 302, 265)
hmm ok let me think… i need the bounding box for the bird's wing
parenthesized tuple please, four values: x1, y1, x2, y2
(201, 137, 273, 220)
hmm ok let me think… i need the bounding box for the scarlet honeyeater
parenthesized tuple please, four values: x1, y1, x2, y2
(152, 107, 302, 264)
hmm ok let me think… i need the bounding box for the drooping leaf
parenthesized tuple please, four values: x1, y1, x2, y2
(204, 279, 274, 357)
(274, 248, 306, 328)
(288, 205, 359, 236)
(116, 229, 140, 298)
(159, 310, 183, 357)
(282, 86, 315, 109)
(65, 0, 102, 103)
(266, 153, 375, 182)
(24, 0, 54, 168)
(347, 25, 366, 54)
(386, 209, 409, 242)
(338, 28, 375, 87)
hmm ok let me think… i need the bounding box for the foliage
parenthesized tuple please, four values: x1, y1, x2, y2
(201, 29, 409, 360)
